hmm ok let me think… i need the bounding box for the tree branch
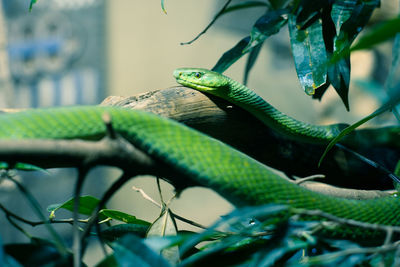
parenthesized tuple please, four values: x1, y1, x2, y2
(101, 86, 400, 190)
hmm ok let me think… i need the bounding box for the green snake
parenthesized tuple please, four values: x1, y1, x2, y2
(173, 68, 400, 148)
(0, 104, 399, 239)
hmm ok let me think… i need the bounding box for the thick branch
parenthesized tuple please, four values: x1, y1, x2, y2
(102, 87, 399, 190)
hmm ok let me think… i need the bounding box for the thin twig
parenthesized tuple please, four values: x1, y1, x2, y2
(335, 143, 400, 184)
(293, 174, 325, 185)
(293, 208, 400, 234)
(73, 168, 89, 267)
(301, 241, 400, 264)
(132, 185, 162, 208)
(7, 174, 67, 255)
(80, 172, 133, 257)
(102, 112, 117, 140)
(180, 0, 232, 45)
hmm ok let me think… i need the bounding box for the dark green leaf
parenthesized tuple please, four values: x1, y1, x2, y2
(289, 14, 327, 95)
(331, 0, 357, 35)
(4, 242, 70, 266)
(212, 36, 251, 73)
(244, 11, 287, 53)
(319, 90, 400, 166)
(243, 42, 263, 85)
(29, 0, 38, 12)
(47, 195, 105, 219)
(223, 1, 269, 14)
(295, 0, 330, 27)
(351, 16, 400, 52)
(181, 1, 269, 46)
(99, 209, 150, 225)
(212, 10, 286, 73)
(95, 255, 118, 267)
(327, 57, 350, 110)
(101, 224, 150, 242)
(112, 234, 171, 267)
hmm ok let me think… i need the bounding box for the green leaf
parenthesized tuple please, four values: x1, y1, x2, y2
(29, 0, 38, 12)
(212, 10, 286, 73)
(223, 1, 268, 14)
(47, 195, 105, 219)
(101, 223, 150, 242)
(243, 42, 262, 85)
(4, 242, 69, 266)
(212, 36, 251, 73)
(95, 254, 118, 267)
(351, 16, 400, 52)
(112, 234, 172, 267)
(331, 0, 357, 34)
(99, 209, 150, 225)
(319, 91, 400, 166)
(327, 0, 380, 108)
(244, 11, 287, 53)
(147, 208, 179, 265)
(161, 0, 167, 14)
(289, 14, 327, 95)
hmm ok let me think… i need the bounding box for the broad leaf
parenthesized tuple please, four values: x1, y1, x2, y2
(212, 36, 251, 73)
(212, 10, 286, 73)
(47, 195, 106, 220)
(147, 208, 179, 265)
(244, 11, 287, 53)
(289, 14, 327, 95)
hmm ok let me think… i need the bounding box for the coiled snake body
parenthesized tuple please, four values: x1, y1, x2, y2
(0, 68, 398, 239)
(0, 105, 399, 238)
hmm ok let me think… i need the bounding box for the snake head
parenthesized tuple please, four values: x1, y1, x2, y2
(173, 68, 230, 94)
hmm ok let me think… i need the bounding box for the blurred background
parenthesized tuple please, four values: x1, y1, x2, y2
(0, 0, 397, 265)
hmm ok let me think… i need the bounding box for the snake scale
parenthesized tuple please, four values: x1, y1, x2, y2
(0, 68, 398, 239)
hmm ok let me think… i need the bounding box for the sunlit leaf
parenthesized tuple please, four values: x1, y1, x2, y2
(289, 15, 327, 95)
(47, 195, 106, 221)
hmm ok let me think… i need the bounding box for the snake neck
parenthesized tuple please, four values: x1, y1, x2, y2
(225, 79, 343, 143)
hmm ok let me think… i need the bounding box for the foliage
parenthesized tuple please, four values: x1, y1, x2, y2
(5, 0, 399, 266)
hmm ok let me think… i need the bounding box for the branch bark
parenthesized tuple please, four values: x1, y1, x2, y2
(101, 86, 399, 190)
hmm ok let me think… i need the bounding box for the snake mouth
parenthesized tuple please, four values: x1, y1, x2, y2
(175, 77, 217, 92)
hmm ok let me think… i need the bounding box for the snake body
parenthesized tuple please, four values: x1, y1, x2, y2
(173, 68, 350, 144)
(0, 106, 399, 238)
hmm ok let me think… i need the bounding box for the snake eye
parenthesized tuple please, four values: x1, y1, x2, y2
(195, 72, 202, 78)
